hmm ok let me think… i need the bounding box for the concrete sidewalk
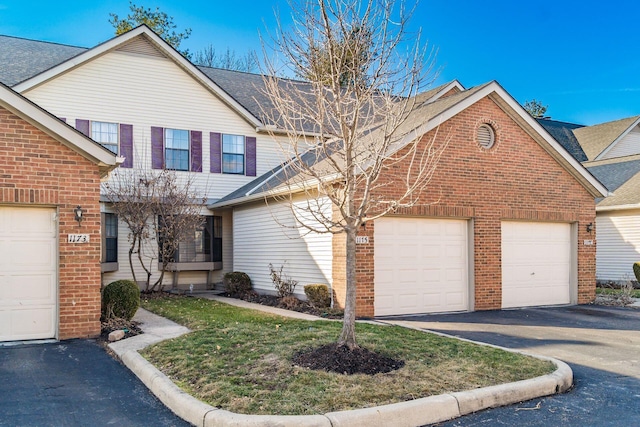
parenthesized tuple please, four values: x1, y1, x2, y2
(109, 295, 573, 427)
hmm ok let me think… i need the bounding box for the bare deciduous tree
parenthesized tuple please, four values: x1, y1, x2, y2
(261, 0, 447, 349)
(102, 168, 206, 291)
(193, 45, 259, 72)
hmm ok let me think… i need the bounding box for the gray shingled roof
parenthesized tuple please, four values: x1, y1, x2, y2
(573, 115, 640, 161)
(587, 157, 640, 192)
(0, 35, 87, 86)
(595, 169, 640, 207)
(210, 82, 492, 207)
(536, 119, 587, 162)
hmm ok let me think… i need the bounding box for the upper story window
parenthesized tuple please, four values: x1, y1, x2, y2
(222, 134, 245, 174)
(92, 121, 118, 154)
(165, 128, 190, 171)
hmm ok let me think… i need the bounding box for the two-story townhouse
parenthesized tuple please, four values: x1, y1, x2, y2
(0, 26, 608, 326)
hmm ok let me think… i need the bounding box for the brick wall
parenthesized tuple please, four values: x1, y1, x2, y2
(0, 107, 102, 339)
(332, 96, 597, 317)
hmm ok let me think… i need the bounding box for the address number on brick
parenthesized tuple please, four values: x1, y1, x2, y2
(355, 236, 369, 244)
(68, 234, 90, 243)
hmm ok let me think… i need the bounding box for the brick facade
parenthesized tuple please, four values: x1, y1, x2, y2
(0, 107, 102, 339)
(332, 96, 597, 317)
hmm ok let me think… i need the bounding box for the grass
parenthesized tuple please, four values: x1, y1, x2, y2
(140, 295, 555, 416)
(596, 287, 640, 299)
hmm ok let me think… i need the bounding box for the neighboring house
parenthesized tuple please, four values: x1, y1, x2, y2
(0, 82, 118, 341)
(0, 25, 608, 335)
(539, 116, 640, 283)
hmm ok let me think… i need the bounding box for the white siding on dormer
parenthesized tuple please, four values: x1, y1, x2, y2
(601, 126, 640, 160)
(233, 196, 333, 298)
(595, 209, 640, 282)
(21, 48, 292, 199)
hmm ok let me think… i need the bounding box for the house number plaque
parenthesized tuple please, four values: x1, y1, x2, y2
(68, 234, 90, 243)
(355, 236, 369, 244)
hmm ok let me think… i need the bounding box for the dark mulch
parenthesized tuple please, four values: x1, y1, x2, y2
(225, 291, 344, 319)
(98, 317, 143, 345)
(293, 343, 405, 375)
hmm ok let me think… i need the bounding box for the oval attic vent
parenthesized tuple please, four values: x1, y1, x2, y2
(477, 124, 495, 149)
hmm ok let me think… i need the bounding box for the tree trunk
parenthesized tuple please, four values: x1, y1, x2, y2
(338, 225, 358, 349)
(128, 237, 138, 286)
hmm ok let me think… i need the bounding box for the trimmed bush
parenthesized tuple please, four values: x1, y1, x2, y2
(304, 284, 331, 308)
(102, 280, 140, 321)
(223, 272, 252, 295)
(634, 262, 640, 284)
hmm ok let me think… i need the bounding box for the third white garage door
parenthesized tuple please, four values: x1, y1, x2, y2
(374, 217, 468, 316)
(501, 221, 572, 308)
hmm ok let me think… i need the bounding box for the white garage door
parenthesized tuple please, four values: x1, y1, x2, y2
(374, 217, 468, 316)
(0, 207, 57, 341)
(502, 221, 571, 308)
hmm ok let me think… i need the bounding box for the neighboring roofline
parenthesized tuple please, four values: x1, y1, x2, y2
(426, 80, 465, 103)
(0, 82, 120, 177)
(12, 25, 265, 129)
(594, 116, 640, 161)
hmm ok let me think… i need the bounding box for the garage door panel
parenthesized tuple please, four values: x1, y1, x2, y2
(375, 217, 468, 316)
(0, 207, 57, 342)
(502, 222, 571, 308)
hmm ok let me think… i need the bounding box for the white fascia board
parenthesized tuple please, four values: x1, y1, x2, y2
(596, 203, 640, 212)
(427, 80, 465, 103)
(0, 84, 118, 168)
(594, 117, 640, 161)
(13, 26, 264, 129)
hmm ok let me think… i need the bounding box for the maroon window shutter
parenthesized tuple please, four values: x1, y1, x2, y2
(120, 124, 133, 168)
(151, 127, 164, 169)
(246, 136, 257, 177)
(190, 131, 202, 172)
(210, 132, 222, 173)
(75, 119, 90, 137)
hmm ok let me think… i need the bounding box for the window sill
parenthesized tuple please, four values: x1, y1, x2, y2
(101, 262, 119, 273)
(163, 261, 223, 271)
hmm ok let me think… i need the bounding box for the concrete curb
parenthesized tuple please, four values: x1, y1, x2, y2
(110, 307, 573, 427)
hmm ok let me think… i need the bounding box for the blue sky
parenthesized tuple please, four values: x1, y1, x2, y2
(1, 0, 638, 125)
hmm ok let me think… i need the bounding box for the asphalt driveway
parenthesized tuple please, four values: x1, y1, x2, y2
(387, 305, 640, 426)
(0, 339, 189, 427)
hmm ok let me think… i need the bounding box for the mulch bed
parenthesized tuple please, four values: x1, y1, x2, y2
(293, 343, 405, 375)
(98, 317, 143, 345)
(225, 291, 345, 319)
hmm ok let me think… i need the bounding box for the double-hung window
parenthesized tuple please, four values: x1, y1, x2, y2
(92, 121, 118, 154)
(222, 134, 245, 174)
(101, 213, 118, 264)
(165, 128, 189, 171)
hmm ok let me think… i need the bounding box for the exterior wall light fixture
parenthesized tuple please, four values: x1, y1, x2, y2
(74, 206, 85, 224)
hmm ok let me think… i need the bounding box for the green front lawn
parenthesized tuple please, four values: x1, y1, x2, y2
(140, 295, 554, 415)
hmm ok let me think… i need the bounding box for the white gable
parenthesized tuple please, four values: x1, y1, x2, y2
(20, 42, 288, 199)
(601, 125, 640, 160)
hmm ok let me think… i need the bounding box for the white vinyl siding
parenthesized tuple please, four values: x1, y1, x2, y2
(101, 209, 233, 288)
(232, 197, 333, 297)
(601, 127, 640, 160)
(595, 210, 640, 281)
(21, 46, 290, 199)
(501, 221, 572, 308)
(374, 217, 469, 316)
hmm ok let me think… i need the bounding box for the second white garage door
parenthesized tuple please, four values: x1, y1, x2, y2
(374, 217, 468, 316)
(0, 207, 57, 342)
(502, 221, 572, 308)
